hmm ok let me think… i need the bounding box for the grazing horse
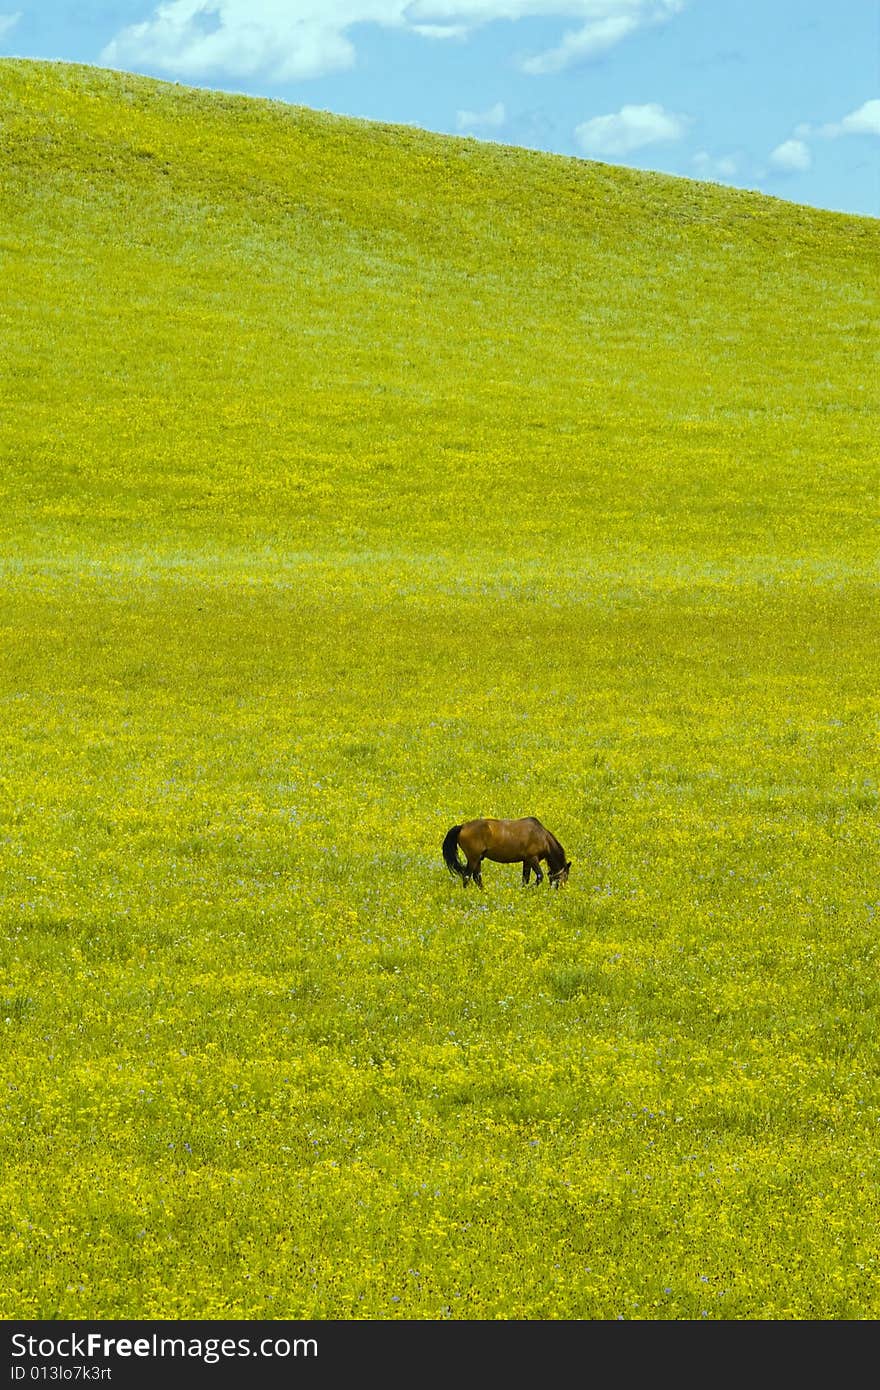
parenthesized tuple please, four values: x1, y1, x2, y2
(442, 817, 571, 890)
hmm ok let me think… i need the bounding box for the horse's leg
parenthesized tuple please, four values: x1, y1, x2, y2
(524, 857, 541, 885)
(464, 854, 483, 888)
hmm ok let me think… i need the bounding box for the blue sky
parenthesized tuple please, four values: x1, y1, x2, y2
(2, 2, 878, 217)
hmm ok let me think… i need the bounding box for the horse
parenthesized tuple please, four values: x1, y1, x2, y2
(442, 817, 571, 890)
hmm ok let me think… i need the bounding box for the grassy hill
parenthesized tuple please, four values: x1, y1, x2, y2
(1, 59, 878, 1320)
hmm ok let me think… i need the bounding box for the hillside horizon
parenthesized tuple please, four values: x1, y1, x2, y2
(4, 57, 878, 227)
(2, 56, 876, 577)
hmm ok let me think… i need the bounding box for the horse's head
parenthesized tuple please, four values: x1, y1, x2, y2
(550, 861, 571, 888)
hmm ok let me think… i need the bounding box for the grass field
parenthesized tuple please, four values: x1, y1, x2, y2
(1, 58, 878, 1320)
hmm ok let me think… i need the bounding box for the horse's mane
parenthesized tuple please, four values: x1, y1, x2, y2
(546, 830, 566, 865)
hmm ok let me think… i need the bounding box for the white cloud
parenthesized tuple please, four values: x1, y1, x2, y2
(820, 98, 880, 138)
(521, 1, 683, 75)
(0, 11, 21, 40)
(102, 2, 365, 82)
(787, 99, 880, 152)
(456, 100, 506, 131)
(101, 1, 688, 83)
(769, 138, 811, 173)
(574, 102, 688, 157)
(692, 150, 738, 181)
(521, 14, 637, 74)
(405, 0, 679, 19)
(411, 23, 470, 38)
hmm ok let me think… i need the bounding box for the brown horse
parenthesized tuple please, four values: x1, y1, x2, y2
(442, 817, 571, 890)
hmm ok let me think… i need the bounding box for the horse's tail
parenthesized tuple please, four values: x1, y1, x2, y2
(442, 825, 467, 879)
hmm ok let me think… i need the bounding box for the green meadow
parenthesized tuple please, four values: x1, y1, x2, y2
(1, 59, 878, 1320)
